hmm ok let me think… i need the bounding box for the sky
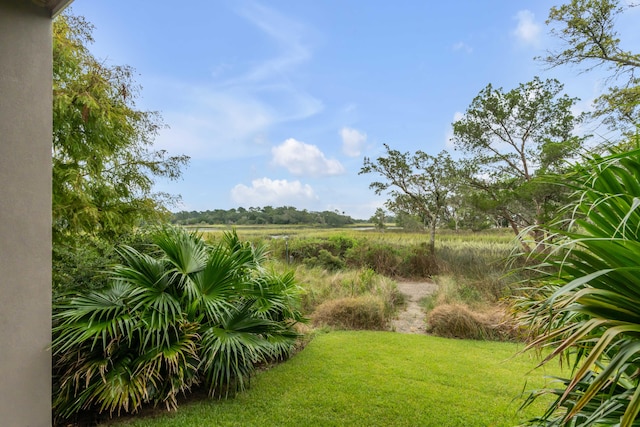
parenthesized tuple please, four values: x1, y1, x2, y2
(69, 1, 640, 219)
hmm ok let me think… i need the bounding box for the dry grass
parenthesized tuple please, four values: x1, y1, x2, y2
(425, 303, 521, 341)
(312, 296, 389, 330)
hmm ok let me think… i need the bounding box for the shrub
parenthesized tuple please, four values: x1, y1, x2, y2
(399, 243, 439, 277)
(304, 249, 345, 270)
(327, 233, 358, 256)
(345, 242, 402, 276)
(52, 227, 304, 422)
(312, 296, 388, 330)
(426, 303, 519, 341)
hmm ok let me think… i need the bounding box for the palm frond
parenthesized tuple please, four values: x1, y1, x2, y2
(519, 147, 640, 426)
(53, 225, 305, 419)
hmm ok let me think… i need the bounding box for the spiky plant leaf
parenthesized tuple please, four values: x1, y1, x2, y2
(519, 145, 640, 426)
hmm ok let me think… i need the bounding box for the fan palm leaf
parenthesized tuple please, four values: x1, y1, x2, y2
(53, 225, 304, 420)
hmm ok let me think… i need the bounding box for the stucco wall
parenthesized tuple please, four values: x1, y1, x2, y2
(0, 1, 53, 425)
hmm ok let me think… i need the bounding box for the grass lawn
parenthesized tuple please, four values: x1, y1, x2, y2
(102, 331, 558, 427)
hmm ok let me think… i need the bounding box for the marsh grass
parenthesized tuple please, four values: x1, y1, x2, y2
(204, 225, 523, 337)
(273, 263, 404, 320)
(426, 303, 521, 341)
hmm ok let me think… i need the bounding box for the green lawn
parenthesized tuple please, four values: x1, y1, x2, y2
(102, 331, 558, 427)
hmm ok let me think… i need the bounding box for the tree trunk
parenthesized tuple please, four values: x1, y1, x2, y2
(429, 214, 436, 255)
(505, 214, 532, 253)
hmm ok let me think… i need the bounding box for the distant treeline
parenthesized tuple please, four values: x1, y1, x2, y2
(171, 206, 364, 226)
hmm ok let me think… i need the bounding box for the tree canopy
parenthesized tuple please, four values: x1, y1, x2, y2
(360, 145, 458, 254)
(52, 14, 189, 293)
(52, 14, 189, 245)
(542, 0, 640, 131)
(451, 77, 584, 250)
(171, 206, 357, 227)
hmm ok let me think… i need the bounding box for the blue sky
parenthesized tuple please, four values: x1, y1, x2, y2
(70, 1, 639, 219)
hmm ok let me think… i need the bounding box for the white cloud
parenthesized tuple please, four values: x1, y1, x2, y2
(271, 138, 345, 176)
(230, 178, 317, 206)
(445, 111, 465, 148)
(340, 127, 367, 157)
(512, 10, 541, 47)
(452, 41, 473, 54)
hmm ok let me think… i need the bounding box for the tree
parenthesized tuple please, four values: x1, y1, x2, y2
(360, 145, 458, 254)
(542, 0, 640, 132)
(451, 77, 585, 251)
(370, 208, 387, 231)
(52, 14, 189, 292)
(441, 187, 493, 232)
(52, 14, 189, 245)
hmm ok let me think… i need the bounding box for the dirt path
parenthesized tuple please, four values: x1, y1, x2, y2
(391, 281, 438, 334)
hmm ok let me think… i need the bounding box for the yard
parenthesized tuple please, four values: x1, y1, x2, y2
(102, 331, 559, 427)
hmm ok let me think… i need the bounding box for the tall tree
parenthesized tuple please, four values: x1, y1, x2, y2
(52, 14, 189, 244)
(542, 0, 640, 132)
(360, 145, 458, 254)
(451, 77, 584, 251)
(52, 14, 189, 292)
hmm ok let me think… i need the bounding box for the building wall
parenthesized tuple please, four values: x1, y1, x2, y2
(0, 1, 53, 425)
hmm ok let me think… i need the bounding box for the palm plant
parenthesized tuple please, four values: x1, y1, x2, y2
(518, 143, 640, 426)
(52, 227, 304, 420)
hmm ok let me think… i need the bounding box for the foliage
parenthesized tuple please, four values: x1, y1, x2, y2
(518, 145, 640, 426)
(53, 14, 188, 242)
(52, 13, 188, 292)
(52, 230, 158, 295)
(207, 227, 519, 324)
(370, 207, 388, 231)
(542, 0, 640, 132)
(98, 332, 561, 427)
(452, 77, 585, 251)
(304, 249, 346, 270)
(265, 228, 514, 283)
(172, 206, 356, 226)
(360, 145, 460, 254)
(52, 227, 304, 421)
(279, 264, 403, 318)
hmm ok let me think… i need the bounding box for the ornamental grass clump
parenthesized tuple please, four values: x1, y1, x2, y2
(52, 227, 304, 423)
(426, 303, 520, 341)
(312, 296, 388, 330)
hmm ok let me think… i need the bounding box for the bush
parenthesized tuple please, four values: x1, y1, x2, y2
(345, 242, 403, 276)
(52, 227, 304, 422)
(312, 296, 388, 330)
(304, 249, 345, 270)
(399, 244, 439, 277)
(425, 303, 519, 341)
(327, 233, 358, 256)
